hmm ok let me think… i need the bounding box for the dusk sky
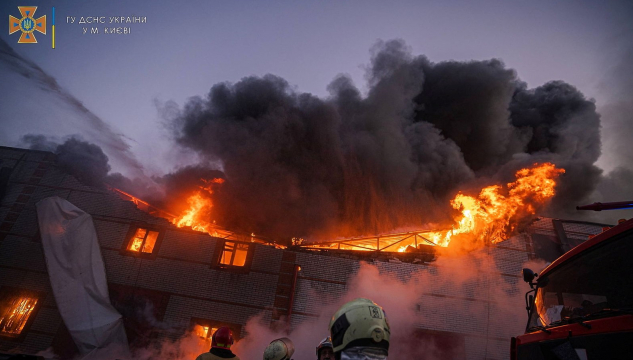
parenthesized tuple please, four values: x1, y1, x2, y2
(1, 0, 632, 215)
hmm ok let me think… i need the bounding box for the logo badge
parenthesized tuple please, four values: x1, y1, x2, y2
(9, 6, 46, 44)
(369, 306, 382, 319)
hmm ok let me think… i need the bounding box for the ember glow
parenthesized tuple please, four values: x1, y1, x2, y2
(172, 178, 224, 234)
(194, 324, 217, 341)
(0, 297, 37, 335)
(127, 228, 159, 253)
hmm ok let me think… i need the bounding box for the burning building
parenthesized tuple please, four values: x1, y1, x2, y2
(0, 146, 611, 359)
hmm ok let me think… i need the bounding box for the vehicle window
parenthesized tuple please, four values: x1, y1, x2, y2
(529, 229, 633, 329)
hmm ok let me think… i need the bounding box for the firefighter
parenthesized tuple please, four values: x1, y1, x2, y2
(316, 336, 334, 360)
(328, 298, 390, 360)
(263, 337, 295, 360)
(195, 327, 240, 360)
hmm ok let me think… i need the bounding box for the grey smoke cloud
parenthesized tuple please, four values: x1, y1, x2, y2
(19, 135, 216, 212)
(582, 36, 633, 222)
(593, 40, 633, 215)
(21, 135, 111, 187)
(599, 36, 633, 172)
(0, 37, 145, 178)
(20, 134, 58, 152)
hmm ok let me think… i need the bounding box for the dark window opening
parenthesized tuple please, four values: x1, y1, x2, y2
(0, 167, 13, 203)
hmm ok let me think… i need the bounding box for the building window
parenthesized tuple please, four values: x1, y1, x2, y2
(219, 241, 249, 267)
(194, 324, 220, 342)
(122, 224, 164, 258)
(190, 318, 241, 345)
(127, 228, 159, 253)
(0, 288, 41, 338)
(213, 240, 253, 272)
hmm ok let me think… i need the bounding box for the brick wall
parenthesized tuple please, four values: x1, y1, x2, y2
(0, 147, 570, 359)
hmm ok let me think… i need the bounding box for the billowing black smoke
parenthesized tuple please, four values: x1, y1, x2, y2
(22, 39, 611, 239)
(152, 164, 225, 215)
(170, 40, 604, 239)
(509, 81, 603, 217)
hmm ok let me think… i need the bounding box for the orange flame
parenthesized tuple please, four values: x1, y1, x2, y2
(426, 162, 565, 247)
(128, 163, 563, 252)
(309, 162, 564, 252)
(0, 297, 38, 335)
(172, 178, 224, 234)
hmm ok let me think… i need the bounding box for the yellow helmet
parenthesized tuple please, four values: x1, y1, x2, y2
(263, 337, 295, 360)
(328, 298, 390, 354)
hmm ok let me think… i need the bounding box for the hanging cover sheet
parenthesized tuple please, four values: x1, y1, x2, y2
(36, 196, 129, 359)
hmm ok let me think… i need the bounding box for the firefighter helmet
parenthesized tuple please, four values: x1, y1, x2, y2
(211, 327, 234, 349)
(328, 298, 390, 353)
(263, 337, 295, 360)
(316, 336, 333, 358)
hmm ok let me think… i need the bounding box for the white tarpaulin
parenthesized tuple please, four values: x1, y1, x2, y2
(36, 196, 129, 359)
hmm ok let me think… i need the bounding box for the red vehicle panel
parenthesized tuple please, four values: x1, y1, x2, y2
(513, 216, 633, 359)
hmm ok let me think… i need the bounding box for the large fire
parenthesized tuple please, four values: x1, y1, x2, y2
(112, 163, 564, 252)
(170, 163, 564, 251)
(172, 178, 225, 234)
(111, 177, 270, 244)
(304, 162, 564, 252)
(421, 162, 565, 248)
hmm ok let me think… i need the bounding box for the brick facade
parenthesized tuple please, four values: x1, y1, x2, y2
(0, 147, 606, 359)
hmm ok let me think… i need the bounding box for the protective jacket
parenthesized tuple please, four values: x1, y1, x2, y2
(196, 347, 241, 360)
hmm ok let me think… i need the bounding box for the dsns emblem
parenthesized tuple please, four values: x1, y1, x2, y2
(9, 6, 46, 44)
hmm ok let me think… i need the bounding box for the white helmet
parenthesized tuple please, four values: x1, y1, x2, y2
(329, 298, 390, 354)
(263, 337, 295, 360)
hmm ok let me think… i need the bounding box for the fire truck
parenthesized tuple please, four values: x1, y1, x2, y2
(512, 202, 633, 359)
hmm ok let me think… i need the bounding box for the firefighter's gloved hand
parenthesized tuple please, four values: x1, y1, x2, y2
(339, 347, 388, 360)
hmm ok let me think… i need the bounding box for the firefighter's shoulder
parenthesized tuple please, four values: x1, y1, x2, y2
(195, 352, 240, 360)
